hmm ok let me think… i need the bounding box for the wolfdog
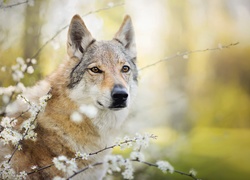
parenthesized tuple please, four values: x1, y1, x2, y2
(0, 14, 138, 179)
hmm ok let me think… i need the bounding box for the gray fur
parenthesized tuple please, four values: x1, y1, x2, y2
(68, 40, 138, 89)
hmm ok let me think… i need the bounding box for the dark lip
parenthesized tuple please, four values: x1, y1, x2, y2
(97, 101, 103, 107)
(97, 101, 127, 110)
(109, 107, 125, 111)
(109, 104, 127, 110)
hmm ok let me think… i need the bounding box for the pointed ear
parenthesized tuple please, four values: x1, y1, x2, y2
(67, 14, 95, 59)
(113, 15, 136, 58)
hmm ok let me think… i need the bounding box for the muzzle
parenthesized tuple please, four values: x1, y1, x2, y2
(109, 84, 128, 109)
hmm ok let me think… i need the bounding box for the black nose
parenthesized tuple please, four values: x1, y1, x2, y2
(111, 85, 128, 102)
(110, 85, 128, 108)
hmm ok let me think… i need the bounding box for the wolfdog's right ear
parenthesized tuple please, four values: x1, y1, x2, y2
(114, 15, 136, 59)
(67, 15, 95, 59)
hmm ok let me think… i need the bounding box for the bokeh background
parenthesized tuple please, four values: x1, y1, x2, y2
(1, 0, 250, 179)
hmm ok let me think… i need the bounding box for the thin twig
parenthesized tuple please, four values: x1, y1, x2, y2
(174, 169, 201, 180)
(27, 164, 53, 175)
(83, 2, 124, 17)
(0, 0, 29, 9)
(27, 134, 156, 175)
(0, 125, 3, 132)
(10, 108, 30, 124)
(7, 91, 51, 164)
(133, 160, 201, 180)
(31, 2, 124, 59)
(31, 25, 68, 59)
(88, 134, 156, 156)
(66, 158, 201, 180)
(139, 42, 239, 71)
(26, 143, 122, 175)
(66, 162, 103, 180)
(28, 133, 199, 180)
(7, 107, 39, 163)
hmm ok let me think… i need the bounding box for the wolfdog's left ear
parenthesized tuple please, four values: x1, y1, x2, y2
(67, 14, 95, 59)
(114, 15, 136, 58)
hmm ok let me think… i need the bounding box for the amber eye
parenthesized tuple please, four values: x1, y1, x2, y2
(89, 67, 102, 73)
(121, 65, 130, 73)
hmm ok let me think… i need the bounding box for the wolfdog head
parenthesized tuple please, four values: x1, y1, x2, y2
(67, 15, 138, 111)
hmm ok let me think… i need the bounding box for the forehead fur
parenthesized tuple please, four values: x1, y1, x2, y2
(84, 40, 133, 64)
(68, 40, 137, 89)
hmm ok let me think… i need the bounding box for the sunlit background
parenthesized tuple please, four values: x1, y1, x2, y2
(1, 0, 250, 179)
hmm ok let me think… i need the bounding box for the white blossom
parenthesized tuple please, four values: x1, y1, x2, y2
(183, 54, 189, 59)
(81, 153, 89, 160)
(65, 159, 78, 175)
(115, 137, 125, 150)
(53, 156, 67, 172)
(39, 94, 52, 111)
(218, 43, 223, 49)
(0, 86, 15, 96)
(51, 40, 60, 50)
(2, 94, 10, 104)
(115, 135, 133, 150)
(11, 57, 29, 81)
(16, 82, 26, 92)
(104, 155, 123, 172)
(31, 165, 38, 170)
(12, 69, 24, 82)
(1, 66, 6, 72)
(75, 151, 89, 160)
(53, 176, 66, 180)
(122, 159, 134, 180)
(70, 111, 83, 123)
(104, 155, 134, 179)
(189, 168, 197, 176)
(1, 117, 16, 128)
(11, 64, 19, 71)
(130, 151, 145, 162)
(134, 133, 151, 150)
(15, 93, 50, 140)
(79, 104, 98, 119)
(122, 136, 133, 149)
(16, 57, 25, 65)
(17, 144, 22, 150)
(21, 64, 27, 72)
(31, 58, 37, 64)
(4, 155, 11, 159)
(75, 151, 82, 158)
(156, 160, 174, 174)
(27, 66, 34, 74)
(0, 128, 22, 145)
(16, 171, 27, 180)
(53, 156, 77, 174)
(26, 58, 31, 63)
(0, 161, 16, 179)
(24, 129, 37, 141)
(30, 103, 40, 114)
(108, 2, 114, 7)
(21, 116, 37, 141)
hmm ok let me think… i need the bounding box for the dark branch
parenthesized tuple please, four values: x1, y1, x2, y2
(139, 42, 239, 71)
(133, 160, 201, 180)
(65, 158, 201, 180)
(31, 2, 124, 59)
(0, 0, 29, 9)
(7, 91, 51, 164)
(66, 162, 103, 180)
(27, 134, 156, 175)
